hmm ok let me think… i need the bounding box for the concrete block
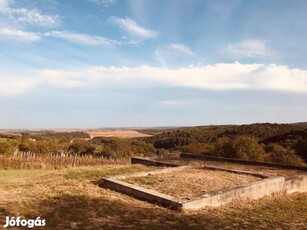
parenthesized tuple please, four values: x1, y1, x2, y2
(182, 177, 285, 210)
(131, 157, 182, 167)
(284, 173, 307, 194)
(99, 178, 182, 210)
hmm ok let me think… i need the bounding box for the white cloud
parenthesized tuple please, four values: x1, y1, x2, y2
(2, 63, 307, 96)
(45, 31, 118, 47)
(159, 100, 190, 107)
(168, 44, 194, 56)
(224, 40, 271, 58)
(0, 28, 118, 45)
(42, 69, 92, 88)
(0, 0, 59, 27)
(0, 27, 40, 42)
(0, 0, 8, 9)
(0, 77, 40, 96)
(112, 17, 157, 39)
(41, 63, 307, 93)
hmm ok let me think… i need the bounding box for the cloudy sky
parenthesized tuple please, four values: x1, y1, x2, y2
(0, 0, 307, 128)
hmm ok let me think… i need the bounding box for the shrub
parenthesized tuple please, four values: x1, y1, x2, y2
(212, 136, 265, 161)
(0, 140, 17, 155)
(212, 137, 233, 157)
(132, 140, 157, 156)
(231, 136, 266, 161)
(68, 140, 95, 156)
(181, 143, 214, 155)
(265, 144, 305, 166)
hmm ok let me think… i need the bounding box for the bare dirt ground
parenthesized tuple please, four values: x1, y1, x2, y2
(123, 167, 260, 199)
(87, 130, 152, 138)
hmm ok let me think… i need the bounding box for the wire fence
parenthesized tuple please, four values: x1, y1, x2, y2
(0, 151, 127, 169)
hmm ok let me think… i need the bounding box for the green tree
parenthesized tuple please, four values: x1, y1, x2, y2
(231, 136, 266, 161)
(68, 140, 95, 156)
(0, 140, 17, 155)
(212, 137, 233, 157)
(265, 144, 305, 166)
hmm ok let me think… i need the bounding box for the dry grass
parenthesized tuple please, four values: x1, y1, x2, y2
(201, 160, 305, 178)
(156, 158, 304, 178)
(0, 155, 126, 170)
(87, 130, 151, 138)
(123, 167, 260, 199)
(0, 165, 306, 229)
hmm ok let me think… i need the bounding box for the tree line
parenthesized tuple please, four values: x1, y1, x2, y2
(0, 123, 306, 166)
(141, 123, 307, 166)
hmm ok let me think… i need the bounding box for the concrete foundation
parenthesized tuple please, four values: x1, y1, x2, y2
(99, 157, 307, 211)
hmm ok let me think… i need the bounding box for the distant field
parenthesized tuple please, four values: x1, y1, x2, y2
(0, 131, 22, 136)
(0, 129, 152, 139)
(87, 130, 152, 138)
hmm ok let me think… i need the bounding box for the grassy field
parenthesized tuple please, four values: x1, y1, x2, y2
(0, 165, 306, 229)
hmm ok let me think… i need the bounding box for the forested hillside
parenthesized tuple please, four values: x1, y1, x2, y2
(0, 123, 306, 168)
(141, 123, 307, 165)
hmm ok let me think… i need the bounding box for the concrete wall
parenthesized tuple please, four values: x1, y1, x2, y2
(131, 157, 181, 167)
(204, 165, 268, 179)
(284, 173, 307, 194)
(182, 177, 285, 210)
(99, 178, 182, 210)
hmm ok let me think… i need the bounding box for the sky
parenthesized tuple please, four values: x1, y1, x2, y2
(0, 0, 307, 129)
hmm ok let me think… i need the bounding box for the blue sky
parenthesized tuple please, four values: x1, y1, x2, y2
(0, 0, 307, 128)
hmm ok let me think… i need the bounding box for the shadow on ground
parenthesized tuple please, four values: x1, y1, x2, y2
(7, 192, 303, 230)
(29, 195, 205, 230)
